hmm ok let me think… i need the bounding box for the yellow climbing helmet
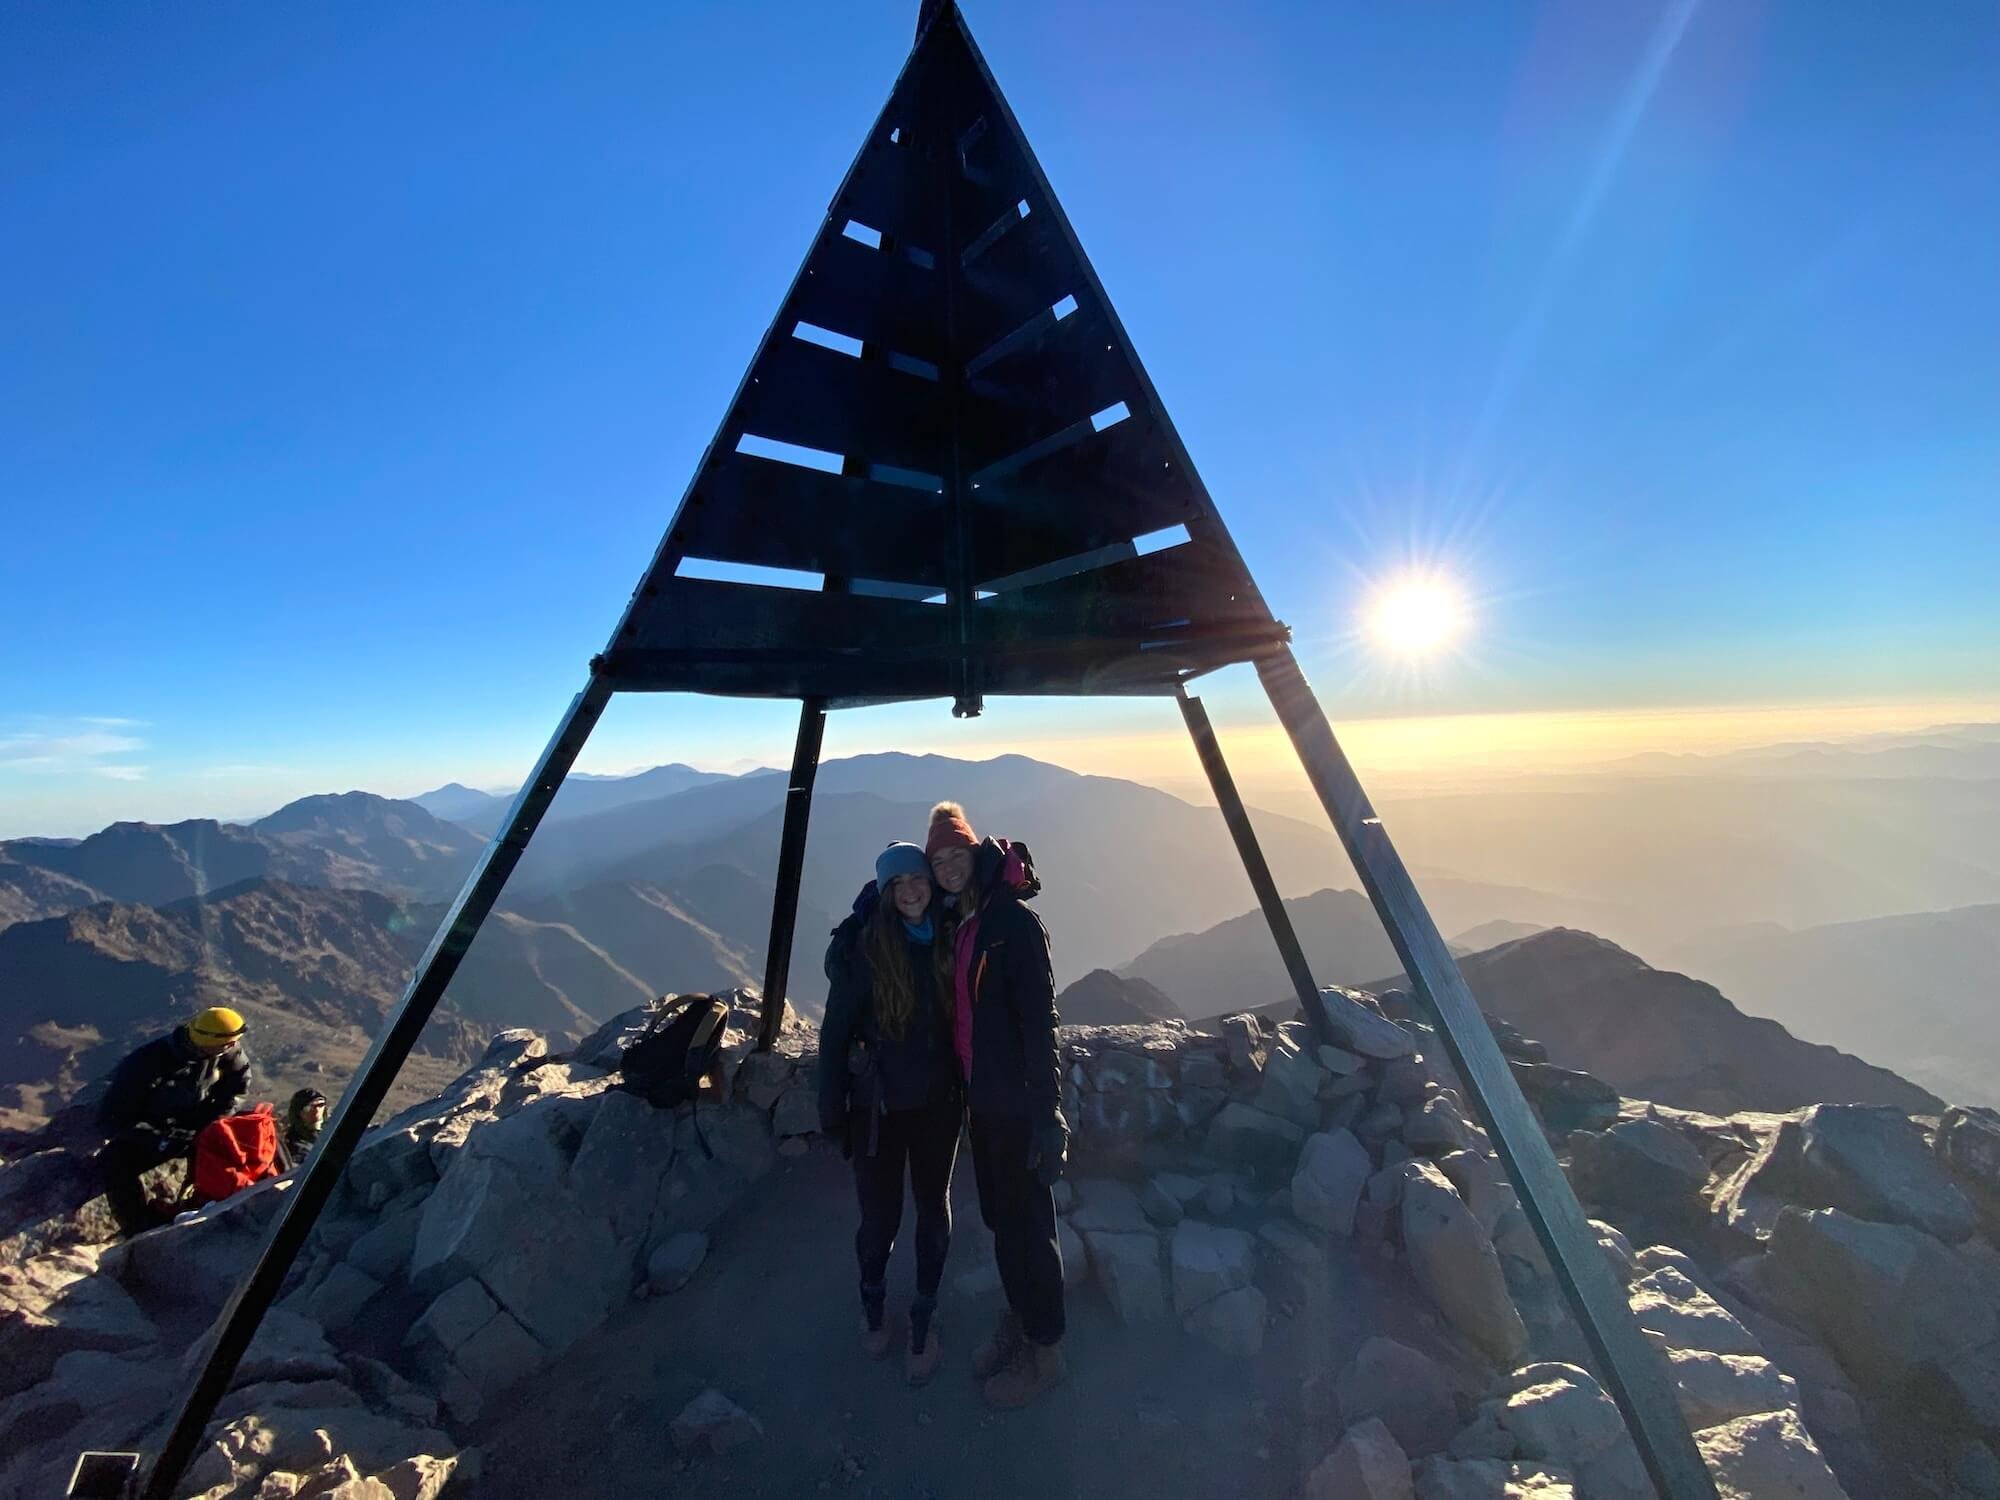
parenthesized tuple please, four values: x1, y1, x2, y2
(187, 1006, 246, 1047)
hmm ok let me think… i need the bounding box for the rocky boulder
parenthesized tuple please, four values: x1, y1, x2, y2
(1937, 1105, 2000, 1239)
(1565, 1118, 1707, 1220)
(1508, 1063, 1618, 1136)
(1763, 1206, 2000, 1424)
(1339, 1336, 1464, 1457)
(1305, 1416, 1414, 1500)
(1695, 1408, 1847, 1500)
(1399, 1162, 1528, 1367)
(1292, 1128, 1371, 1236)
(1720, 1104, 1975, 1244)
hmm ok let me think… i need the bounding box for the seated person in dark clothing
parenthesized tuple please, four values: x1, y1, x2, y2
(96, 1006, 252, 1235)
(279, 1088, 328, 1169)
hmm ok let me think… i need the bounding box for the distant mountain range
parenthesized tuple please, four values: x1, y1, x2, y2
(1371, 929, 1941, 1117)
(1670, 902, 2000, 1109)
(4, 742, 1993, 1129)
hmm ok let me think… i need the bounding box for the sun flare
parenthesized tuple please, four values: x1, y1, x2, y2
(1362, 571, 1469, 657)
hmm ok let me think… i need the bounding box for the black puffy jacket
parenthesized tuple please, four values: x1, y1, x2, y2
(951, 839, 1062, 1124)
(98, 1027, 252, 1138)
(818, 890, 962, 1140)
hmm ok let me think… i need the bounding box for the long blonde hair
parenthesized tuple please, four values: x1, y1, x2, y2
(865, 883, 953, 1039)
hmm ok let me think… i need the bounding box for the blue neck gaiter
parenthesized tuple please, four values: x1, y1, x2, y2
(903, 914, 934, 943)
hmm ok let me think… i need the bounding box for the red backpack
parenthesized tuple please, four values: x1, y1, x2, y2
(191, 1103, 282, 1203)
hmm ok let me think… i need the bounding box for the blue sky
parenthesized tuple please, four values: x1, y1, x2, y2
(4, 0, 1998, 837)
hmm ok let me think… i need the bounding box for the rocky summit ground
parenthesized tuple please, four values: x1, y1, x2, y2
(3, 986, 2000, 1500)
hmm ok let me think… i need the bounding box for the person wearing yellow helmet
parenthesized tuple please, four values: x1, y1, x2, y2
(96, 1006, 254, 1235)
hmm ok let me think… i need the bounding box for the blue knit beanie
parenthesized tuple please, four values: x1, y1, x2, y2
(875, 841, 929, 889)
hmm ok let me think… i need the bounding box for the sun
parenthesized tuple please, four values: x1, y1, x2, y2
(1362, 571, 1469, 657)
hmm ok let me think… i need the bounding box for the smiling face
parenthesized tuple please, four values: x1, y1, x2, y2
(930, 845, 973, 895)
(888, 872, 933, 921)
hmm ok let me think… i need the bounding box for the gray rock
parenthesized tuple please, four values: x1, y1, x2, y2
(1170, 1220, 1256, 1317)
(1207, 1102, 1304, 1173)
(1139, 1181, 1185, 1227)
(1436, 1151, 1517, 1237)
(228, 1307, 345, 1387)
(1566, 1119, 1707, 1219)
(1950, 1437, 2000, 1500)
(1258, 1216, 1323, 1272)
(1413, 1458, 1577, 1499)
(405, 1280, 500, 1383)
(645, 1231, 709, 1294)
(1153, 1171, 1204, 1205)
(303, 1263, 381, 1335)
(452, 1308, 545, 1397)
(1405, 1095, 1476, 1157)
(1184, 1284, 1266, 1357)
(1292, 1129, 1371, 1236)
(670, 1388, 764, 1456)
(1939, 1105, 2000, 1238)
(1318, 1044, 1367, 1076)
(1665, 1348, 1797, 1430)
(1694, 1407, 1846, 1500)
(373, 1454, 460, 1500)
(1320, 988, 1418, 1060)
(770, 1082, 820, 1138)
(1357, 1101, 1405, 1144)
(1627, 1266, 1761, 1356)
(1498, 1365, 1624, 1469)
(1764, 1205, 1998, 1410)
(1219, 1014, 1263, 1074)
(1304, 1416, 1414, 1500)
(1338, 1336, 1462, 1457)
(1400, 1162, 1527, 1366)
(1723, 1104, 1975, 1243)
(1070, 1178, 1151, 1234)
(1180, 1051, 1227, 1091)
(736, 1050, 794, 1111)
(1508, 1063, 1618, 1136)
(567, 1087, 685, 1245)
(1199, 1176, 1236, 1217)
(344, 1207, 423, 1283)
(1256, 1041, 1328, 1129)
(1084, 1230, 1167, 1325)
(1446, 1406, 1517, 1461)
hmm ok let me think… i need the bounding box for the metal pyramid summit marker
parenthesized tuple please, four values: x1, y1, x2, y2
(598, 3, 1283, 716)
(126, 9, 1720, 1499)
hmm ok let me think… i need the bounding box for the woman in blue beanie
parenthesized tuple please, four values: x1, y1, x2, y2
(818, 841, 965, 1384)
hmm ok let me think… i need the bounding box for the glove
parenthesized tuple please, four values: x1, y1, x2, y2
(1025, 1121, 1069, 1188)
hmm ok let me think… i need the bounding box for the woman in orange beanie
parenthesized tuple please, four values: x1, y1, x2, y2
(927, 800, 1070, 1408)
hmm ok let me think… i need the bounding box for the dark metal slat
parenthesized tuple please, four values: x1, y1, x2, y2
(787, 229, 948, 366)
(729, 333, 950, 478)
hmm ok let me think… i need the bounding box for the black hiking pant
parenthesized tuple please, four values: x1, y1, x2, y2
(100, 1127, 190, 1236)
(969, 1111, 1066, 1345)
(852, 1092, 963, 1301)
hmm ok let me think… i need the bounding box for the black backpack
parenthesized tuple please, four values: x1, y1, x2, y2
(619, 994, 731, 1152)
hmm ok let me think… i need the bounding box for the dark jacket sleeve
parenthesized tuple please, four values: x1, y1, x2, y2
(1000, 904, 1063, 1125)
(200, 1048, 252, 1124)
(97, 1042, 164, 1132)
(817, 920, 863, 1134)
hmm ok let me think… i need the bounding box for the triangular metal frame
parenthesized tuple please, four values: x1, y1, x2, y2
(130, 10, 1718, 1498)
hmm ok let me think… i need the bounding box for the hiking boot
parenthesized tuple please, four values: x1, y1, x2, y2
(982, 1339, 1067, 1409)
(906, 1321, 943, 1386)
(860, 1310, 894, 1360)
(971, 1310, 1024, 1380)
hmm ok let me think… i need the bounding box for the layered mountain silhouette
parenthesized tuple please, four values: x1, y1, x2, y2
(1673, 902, 2000, 1109)
(1372, 928, 1941, 1116)
(1, 749, 1980, 1130)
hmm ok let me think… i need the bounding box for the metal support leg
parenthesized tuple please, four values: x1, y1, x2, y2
(1175, 685, 1333, 1043)
(759, 697, 827, 1049)
(1256, 647, 1716, 1500)
(138, 677, 614, 1500)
